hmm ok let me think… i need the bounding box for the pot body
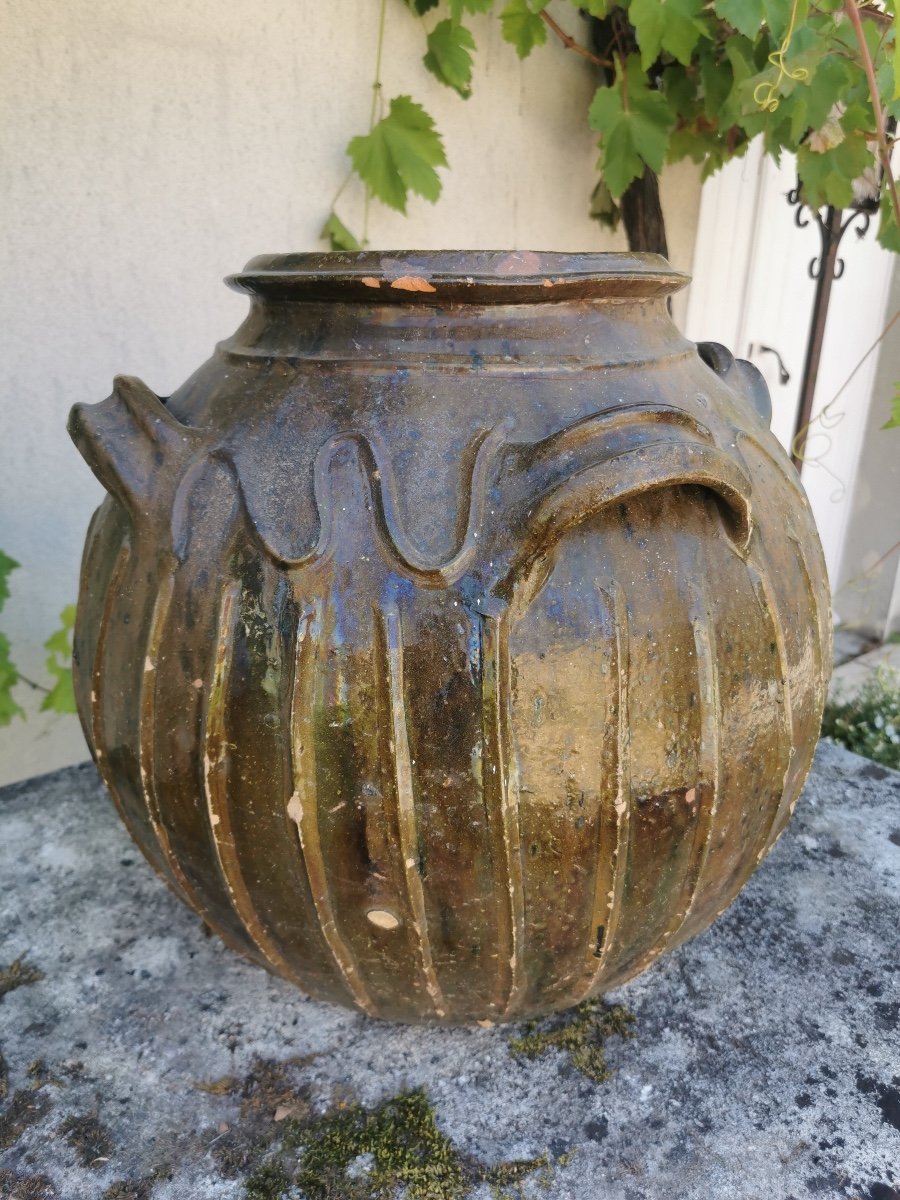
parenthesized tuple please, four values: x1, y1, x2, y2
(69, 252, 831, 1023)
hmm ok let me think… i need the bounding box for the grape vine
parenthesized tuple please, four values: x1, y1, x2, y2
(320, 0, 900, 259)
(0, 552, 76, 727)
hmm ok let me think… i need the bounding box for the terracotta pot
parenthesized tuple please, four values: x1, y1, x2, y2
(69, 251, 831, 1024)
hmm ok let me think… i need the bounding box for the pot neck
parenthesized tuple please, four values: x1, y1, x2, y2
(219, 295, 692, 369)
(219, 251, 692, 369)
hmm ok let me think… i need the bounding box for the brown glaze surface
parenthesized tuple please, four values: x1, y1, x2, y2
(68, 251, 831, 1023)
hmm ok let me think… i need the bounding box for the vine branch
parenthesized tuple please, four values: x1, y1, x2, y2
(843, 0, 899, 231)
(363, 0, 389, 245)
(539, 10, 612, 70)
(16, 673, 49, 695)
(791, 307, 900, 462)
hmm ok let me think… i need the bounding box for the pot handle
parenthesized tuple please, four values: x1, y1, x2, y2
(698, 341, 772, 426)
(493, 421, 753, 599)
(68, 376, 198, 516)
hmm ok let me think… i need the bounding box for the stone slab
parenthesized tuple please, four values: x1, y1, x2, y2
(833, 628, 881, 669)
(0, 743, 898, 1200)
(830, 642, 900, 701)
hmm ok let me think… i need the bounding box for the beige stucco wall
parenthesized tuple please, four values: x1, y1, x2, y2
(0, 0, 702, 785)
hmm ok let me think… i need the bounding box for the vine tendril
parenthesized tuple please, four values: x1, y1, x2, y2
(753, 0, 809, 113)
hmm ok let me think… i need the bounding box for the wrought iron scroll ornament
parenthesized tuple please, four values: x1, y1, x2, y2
(786, 183, 877, 468)
(786, 183, 873, 282)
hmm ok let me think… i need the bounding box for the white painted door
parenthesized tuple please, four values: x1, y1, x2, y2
(684, 144, 895, 589)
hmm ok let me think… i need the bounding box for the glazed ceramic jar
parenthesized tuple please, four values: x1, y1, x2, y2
(69, 252, 831, 1023)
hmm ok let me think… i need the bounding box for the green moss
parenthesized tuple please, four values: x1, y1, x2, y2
(193, 1055, 559, 1199)
(0, 1088, 52, 1151)
(508, 997, 636, 1082)
(0, 957, 43, 1001)
(58, 1112, 113, 1169)
(822, 666, 900, 770)
(101, 1179, 156, 1200)
(0, 1169, 57, 1199)
(483, 1152, 555, 1199)
(287, 1088, 469, 1199)
(193, 1075, 240, 1095)
(244, 1161, 291, 1200)
(209, 1075, 552, 1200)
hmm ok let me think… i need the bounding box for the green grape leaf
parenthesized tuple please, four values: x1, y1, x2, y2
(698, 44, 732, 120)
(574, 0, 611, 15)
(807, 117, 844, 154)
(590, 178, 621, 230)
(424, 18, 476, 97)
(876, 184, 900, 253)
(667, 126, 711, 165)
(713, 0, 764, 39)
(883, 381, 900, 430)
(449, 0, 494, 19)
(798, 56, 853, 135)
(500, 0, 547, 58)
(893, 7, 900, 99)
(876, 58, 898, 121)
(664, 61, 701, 119)
(839, 100, 875, 138)
(699, 134, 752, 178)
(408, 0, 439, 13)
(719, 37, 758, 124)
(883, 47, 900, 121)
(0, 550, 19, 612)
(721, 38, 778, 135)
(0, 552, 22, 726)
(0, 631, 23, 727)
(321, 213, 362, 252)
(630, 0, 708, 69)
(796, 131, 874, 209)
(762, 0, 800, 41)
(40, 604, 77, 716)
(589, 55, 675, 196)
(348, 96, 447, 214)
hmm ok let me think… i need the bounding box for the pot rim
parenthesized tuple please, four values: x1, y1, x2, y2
(226, 250, 689, 304)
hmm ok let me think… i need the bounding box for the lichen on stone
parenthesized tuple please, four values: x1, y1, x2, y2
(507, 997, 636, 1082)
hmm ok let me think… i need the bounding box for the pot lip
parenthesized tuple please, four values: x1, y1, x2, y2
(226, 250, 689, 303)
